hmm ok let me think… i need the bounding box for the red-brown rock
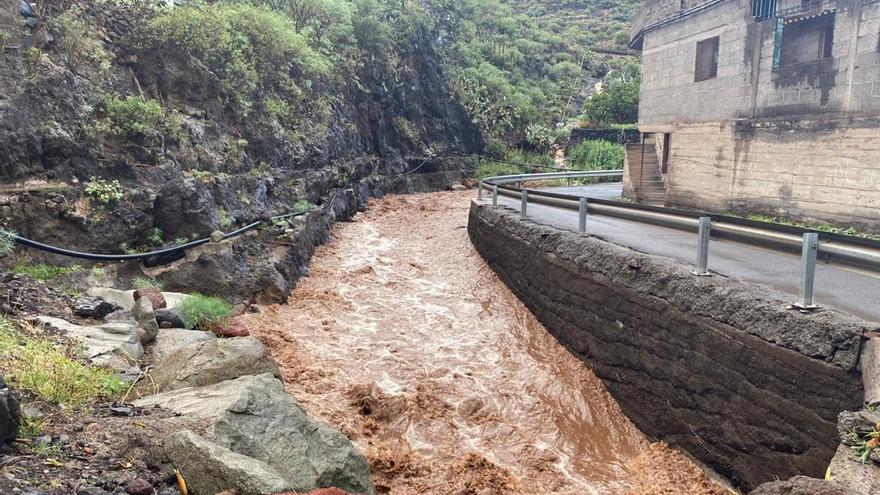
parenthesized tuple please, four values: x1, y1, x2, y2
(211, 322, 250, 338)
(133, 288, 167, 309)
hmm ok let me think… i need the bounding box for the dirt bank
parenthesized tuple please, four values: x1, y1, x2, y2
(243, 191, 729, 494)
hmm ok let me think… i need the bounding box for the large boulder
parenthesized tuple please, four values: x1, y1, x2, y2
(150, 328, 215, 362)
(136, 336, 279, 395)
(164, 430, 292, 495)
(0, 374, 20, 443)
(749, 476, 857, 495)
(827, 444, 880, 495)
(34, 316, 143, 371)
(134, 374, 374, 495)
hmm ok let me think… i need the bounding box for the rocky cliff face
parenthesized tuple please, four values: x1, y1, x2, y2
(0, 0, 481, 302)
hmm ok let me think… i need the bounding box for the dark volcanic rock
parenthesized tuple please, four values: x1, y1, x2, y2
(468, 203, 866, 491)
(73, 296, 118, 319)
(0, 374, 20, 443)
(154, 308, 187, 329)
(124, 478, 154, 495)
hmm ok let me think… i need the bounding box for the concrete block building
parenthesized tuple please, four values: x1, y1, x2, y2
(626, 0, 880, 232)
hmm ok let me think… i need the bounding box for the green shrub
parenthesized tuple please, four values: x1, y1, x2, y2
(178, 294, 233, 330)
(0, 230, 15, 255)
(103, 96, 167, 138)
(141, 3, 331, 115)
(293, 199, 317, 213)
(0, 317, 125, 408)
(13, 263, 82, 282)
(54, 7, 111, 74)
(85, 177, 124, 205)
(567, 140, 624, 173)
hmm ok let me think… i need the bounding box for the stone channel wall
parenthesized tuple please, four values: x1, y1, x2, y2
(467, 201, 867, 491)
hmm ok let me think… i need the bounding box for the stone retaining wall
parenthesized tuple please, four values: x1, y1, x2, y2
(467, 201, 867, 491)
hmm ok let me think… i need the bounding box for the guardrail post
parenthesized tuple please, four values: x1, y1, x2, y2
(578, 198, 588, 235)
(477, 180, 483, 200)
(798, 233, 819, 309)
(693, 217, 711, 276)
(521, 190, 528, 217)
(492, 185, 498, 207)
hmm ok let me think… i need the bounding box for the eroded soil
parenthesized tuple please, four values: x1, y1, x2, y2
(243, 191, 731, 495)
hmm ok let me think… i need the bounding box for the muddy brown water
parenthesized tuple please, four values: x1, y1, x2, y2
(243, 191, 731, 495)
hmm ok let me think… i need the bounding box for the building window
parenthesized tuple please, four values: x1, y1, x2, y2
(776, 12, 835, 67)
(694, 37, 719, 82)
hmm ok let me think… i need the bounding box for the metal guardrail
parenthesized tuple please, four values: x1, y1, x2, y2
(478, 170, 880, 310)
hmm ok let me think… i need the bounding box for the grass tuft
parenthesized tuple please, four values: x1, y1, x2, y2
(132, 276, 163, 291)
(0, 317, 125, 408)
(12, 263, 82, 282)
(177, 294, 233, 331)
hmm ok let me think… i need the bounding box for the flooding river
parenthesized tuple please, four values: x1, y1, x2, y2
(243, 191, 730, 495)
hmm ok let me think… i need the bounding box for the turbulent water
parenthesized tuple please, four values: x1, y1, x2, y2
(243, 191, 730, 495)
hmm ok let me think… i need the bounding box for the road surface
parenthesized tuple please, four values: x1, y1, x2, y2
(491, 183, 880, 324)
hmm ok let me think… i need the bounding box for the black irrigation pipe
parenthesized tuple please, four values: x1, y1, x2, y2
(8, 187, 350, 263)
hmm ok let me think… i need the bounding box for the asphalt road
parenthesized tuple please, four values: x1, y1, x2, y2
(490, 183, 880, 324)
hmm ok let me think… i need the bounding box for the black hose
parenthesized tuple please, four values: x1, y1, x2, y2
(8, 187, 350, 263)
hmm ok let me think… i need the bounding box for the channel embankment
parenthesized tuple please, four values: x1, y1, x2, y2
(467, 200, 870, 491)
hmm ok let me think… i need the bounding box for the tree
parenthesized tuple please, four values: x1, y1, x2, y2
(581, 62, 640, 126)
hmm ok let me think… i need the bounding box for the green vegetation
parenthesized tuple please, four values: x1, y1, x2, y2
(129, 0, 639, 152)
(85, 177, 124, 205)
(178, 294, 233, 330)
(849, 426, 880, 463)
(293, 199, 317, 213)
(132, 276, 163, 291)
(474, 148, 554, 180)
(12, 263, 82, 282)
(0, 317, 125, 409)
(103, 96, 178, 139)
(141, 3, 331, 118)
(742, 214, 880, 241)
(0, 230, 15, 255)
(218, 209, 234, 230)
(53, 6, 111, 74)
(567, 139, 624, 171)
(581, 62, 640, 127)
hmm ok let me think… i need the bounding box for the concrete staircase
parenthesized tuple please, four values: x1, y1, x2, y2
(624, 137, 666, 206)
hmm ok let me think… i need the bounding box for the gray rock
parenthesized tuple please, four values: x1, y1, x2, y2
(828, 444, 880, 495)
(150, 328, 216, 362)
(862, 338, 880, 406)
(132, 297, 159, 344)
(137, 336, 279, 395)
(164, 430, 292, 495)
(838, 409, 880, 446)
(134, 374, 374, 495)
(72, 297, 118, 319)
(34, 316, 143, 370)
(749, 476, 857, 495)
(155, 308, 189, 329)
(0, 374, 20, 443)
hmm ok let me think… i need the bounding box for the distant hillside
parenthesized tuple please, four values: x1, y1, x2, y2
(501, 0, 641, 47)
